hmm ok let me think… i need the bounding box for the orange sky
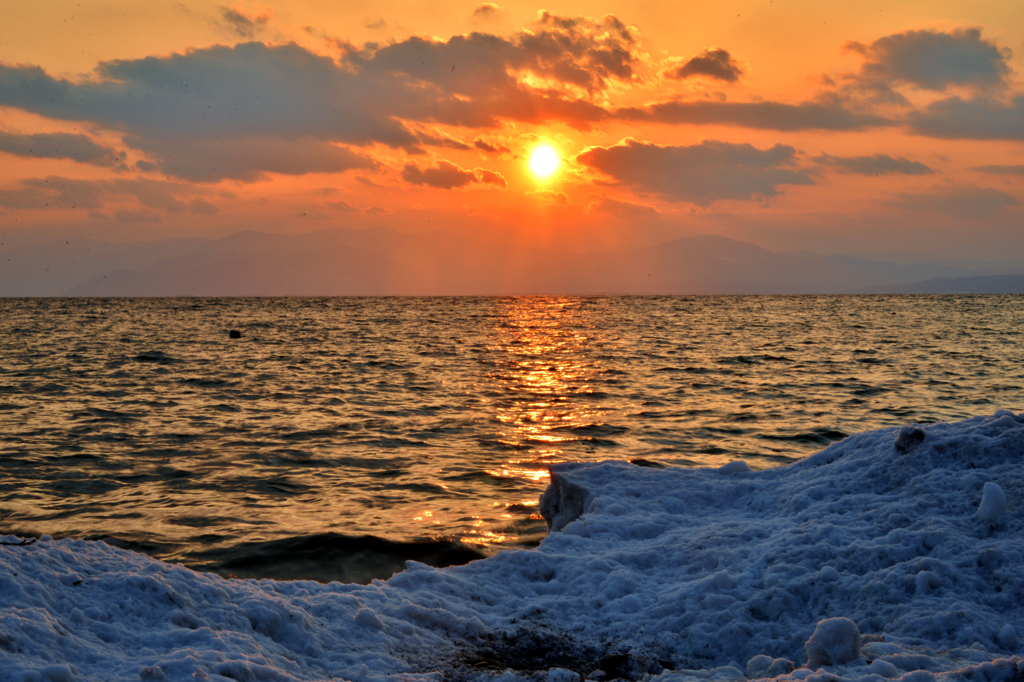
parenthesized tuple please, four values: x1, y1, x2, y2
(2, 0, 1024, 264)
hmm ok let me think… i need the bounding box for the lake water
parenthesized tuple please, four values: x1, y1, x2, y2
(1, 295, 1021, 582)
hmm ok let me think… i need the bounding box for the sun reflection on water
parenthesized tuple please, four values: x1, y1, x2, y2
(484, 296, 612, 486)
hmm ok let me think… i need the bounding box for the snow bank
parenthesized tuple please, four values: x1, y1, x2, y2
(2, 412, 1023, 682)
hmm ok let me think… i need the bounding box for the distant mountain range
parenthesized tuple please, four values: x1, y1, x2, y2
(858, 275, 1024, 294)
(1, 227, 1021, 296)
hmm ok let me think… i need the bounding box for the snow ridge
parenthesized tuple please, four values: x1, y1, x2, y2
(1, 412, 1023, 682)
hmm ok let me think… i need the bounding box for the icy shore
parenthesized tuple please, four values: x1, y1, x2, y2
(2, 412, 1022, 682)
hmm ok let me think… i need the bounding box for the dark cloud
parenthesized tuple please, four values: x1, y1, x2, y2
(402, 161, 476, 189)
(0, 175, 218, 213)
(0, 16, 637, 179)
(666, 48, 742, 82)
(127, 135, 375, 182)
(907, 95, 1024, 140)
(0, 43, 420, 148)
(587, 196, 660, 218)
(401, 160, 504, 190)
(617, 100, 889, 131)
(472, 4, 499, 20)
(474, 138, 510, 154)
(813, 153, 933, 176)
(525, 189, 568, 204)
(0, 130, 123, 166)
(107, 178, 219, 214)
(0, 176, 103, 210)
(972, 164, 1024, 176)
(577, 138, 813, 205)
(221, 6, 271, 39)
(9, 19, 1012, 195)
(886, 184, 1018, 217)
(189, 198, 219, 215)
(417, 132, 472, 151)
(831, 75, 911, 109)
(476, 169, 507, 188)
(327, 200, 391, 214)
(114, 209, 162, 224)
(364, 18, 387, 30)
(845, 28, 1012, 91)
(529, 11, 638, 87)
(347, 12, 637, 124)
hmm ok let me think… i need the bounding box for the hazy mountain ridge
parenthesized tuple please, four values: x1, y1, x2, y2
(859, 274, 1024, 294)
(0, 227, 1006, 296)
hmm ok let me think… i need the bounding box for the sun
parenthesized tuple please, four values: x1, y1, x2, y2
(529, 146, 559, 178)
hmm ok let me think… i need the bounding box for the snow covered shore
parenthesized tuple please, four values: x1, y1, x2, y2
(2, 412, 1022, 682)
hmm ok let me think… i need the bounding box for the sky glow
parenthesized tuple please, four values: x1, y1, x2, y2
(1, 1, 1023, 268)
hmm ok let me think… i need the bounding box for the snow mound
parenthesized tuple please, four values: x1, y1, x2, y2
(804, 618, 860, 667)
(2, 412, 1023, 681)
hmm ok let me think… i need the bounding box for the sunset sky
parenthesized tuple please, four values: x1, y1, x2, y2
(2, 0, 1024, 267)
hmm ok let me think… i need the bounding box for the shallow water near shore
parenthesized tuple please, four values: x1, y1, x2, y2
(1, 295, 1022, 580)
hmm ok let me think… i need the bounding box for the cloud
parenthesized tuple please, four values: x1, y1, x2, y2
(127, 135, 376, 182)
(0, 43, 421, 148)
(972, 164, 1024, 176)
(586, 195, 660, 218)
(472, 4, 500, 20)
(845, 28, 1012, 91)
(327, 200, 391, 214)
(617, 100, 889, 131)
(525, 189, 568, 204)
(7, 18, 1013, 198)
(0, 175, 218, 213)
(114, 209, 162, 224)
(221, 5, 272, 39)
(474, 138, 510, 154)
(417, 132, 472, 151)
(577, 138, 813, 205)
(189, 198, 219, 215)
(107, 178, 219, 214)
(364, 18, 387, 30)
(401, 160, 504, 190)
(907, 95, 1024, 140)
(347, 11, 640, 119)
(0, 130, 123, 166)
(813, 153, 933, 175)
(666, 48, 743, 82)
(402, 161, 476, 189)
(0, 176, 103, 210)
(476, 169, 507, 188)
(886, 184, 1018, 217)
(0, 15, 639, 179)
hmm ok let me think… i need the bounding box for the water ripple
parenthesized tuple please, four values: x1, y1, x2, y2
(1, 295, 1023, 577)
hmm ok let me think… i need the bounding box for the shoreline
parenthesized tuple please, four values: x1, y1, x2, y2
(2, 412, 1022, 681)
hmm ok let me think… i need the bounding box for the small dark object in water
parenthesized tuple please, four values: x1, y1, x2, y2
(228, 330, 242, 339)
(629, 458, 667, 469)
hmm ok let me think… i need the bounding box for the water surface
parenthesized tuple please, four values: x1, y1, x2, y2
(1, 295, 1021, 579)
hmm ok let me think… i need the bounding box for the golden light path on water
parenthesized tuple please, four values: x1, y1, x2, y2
(488, 297, 600, 478)
(413, 296, 614, 546)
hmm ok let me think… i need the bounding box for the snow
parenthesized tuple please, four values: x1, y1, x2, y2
(804, 618, 860, 667)
(978, 482, 1007, 525)
(2, 411, 1024, 682)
